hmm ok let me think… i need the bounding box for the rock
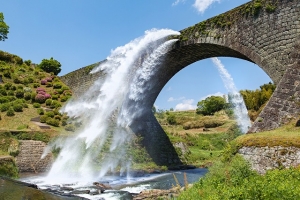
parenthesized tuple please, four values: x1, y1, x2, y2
(60, 186, 74, 191)
(70, 190, 90, 195)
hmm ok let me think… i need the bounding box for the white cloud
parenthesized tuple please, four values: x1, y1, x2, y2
(200, 92, 224, 100)
(172, 0, 186, 6)
(193, 0, 220, 13)
(168, 96, 185, 102)
(175, 99, 197, 111)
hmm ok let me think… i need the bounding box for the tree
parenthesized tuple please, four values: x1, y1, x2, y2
(0, 13, 9, 41)
(39, 57, 61, 75)
(196, 96, 226, 115)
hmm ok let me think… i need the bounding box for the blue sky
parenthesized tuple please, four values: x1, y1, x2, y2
(1, 0, 271, 110)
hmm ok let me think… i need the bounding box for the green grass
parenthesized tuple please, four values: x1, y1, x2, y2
(236, 120, 300, 148)
(155, 110, 240, 167)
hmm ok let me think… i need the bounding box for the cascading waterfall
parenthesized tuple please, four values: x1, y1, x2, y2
(211, 57, 251, 133)
(40, 29, 180, 184)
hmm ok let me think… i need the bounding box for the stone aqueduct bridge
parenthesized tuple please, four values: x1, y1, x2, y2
(61, 0, 300, 165)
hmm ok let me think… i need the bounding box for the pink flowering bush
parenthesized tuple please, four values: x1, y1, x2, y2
(36, 87, 46, 94)
(35, 94, 46, 103)
(41, 79, 47, 85)
(45, 77, 52, 82)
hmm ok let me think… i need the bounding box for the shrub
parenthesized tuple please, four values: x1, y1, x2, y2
(6, 107, 15, 116)
(167, 114, 177, 125)
(24, 92, 32, 100)
(45, 99, 52, 106)
(45, 77, 52, 82)
(37, 108, 44, 115)
(41, 79, 47, 85)
(33, 83, 40, 88)
(35, 94, 46, 103)
(0, 103, 9, 112)
(46, 118, 59, 127)
(3, 70, 11, 78)
(61, 120, 67, 126)
(63, 90, 72, 96)
(53, 83, 62, 89)
(46, 82, 52, 87)
(4, 83, 12, 90)
(23, 87, 32, 93)
(0, 97, 9, 103)
(33, 103, 41, 108)
(15, 89, 24, 98)
(62, 86, 70, 91)
(10, 85, 16, 91)
(7, 90, 14, 96)
(65, 124, 75, 132)
(31, 92, 36, 101)
(56, 89, 64, 94)
(40, 115, 48, 123)
(51, 95, 59, 100)
(44, 93, 51, 99)
(45, 111, 55, 118)
(13, 77, 22, 84)
(0, 88, 7, 96)
(50, 100, 61, 109)
(7, 96, 16, 102)
(60, 96, 69, 102)
(36, 87, 45, 94)
(13, 104, 23, 112)
(54, 115, 61, 120)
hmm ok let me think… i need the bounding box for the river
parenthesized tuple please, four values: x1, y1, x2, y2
(0, 168, 207, 199)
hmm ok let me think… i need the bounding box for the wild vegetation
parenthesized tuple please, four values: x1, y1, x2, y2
(178, 120, 300, 199)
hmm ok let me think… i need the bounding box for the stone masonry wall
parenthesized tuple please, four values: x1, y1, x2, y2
(60, 62, 105, 98)
(15, 140, 53, 173)
(239, 146, 300, 174)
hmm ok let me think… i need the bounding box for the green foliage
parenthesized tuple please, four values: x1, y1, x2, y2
(196, 96, 226, 115)
(50, 100, 61, 109)
(37, 108, 44, 115)
(65, 124, 75, 132)
(265, 4, 276, 13)
(12, 104, 23, 112)
(0, 159, 18, 178)
(24, 92, 32, 100)
(33, 102, 41, 108)
(45, 111, 55, 118)
(240, 82, 275, 120)
(0, 13, 9, 41)
(46, 118, 59, 127)
(15, 89, 24, 98)
(40, 115, 48, 123)
(6, 107, 14, 116)
(39, 57, 61, 75)
(45, 98, 52, 106)
(167, 114, 177, 125)
(15, 132, 50, 143)
(179, 154, 300, 199)
(0, 103, 10, 112)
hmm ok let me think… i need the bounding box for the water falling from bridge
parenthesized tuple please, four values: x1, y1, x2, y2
(41, 29, 180, 184)
(211, 57, 251, 133)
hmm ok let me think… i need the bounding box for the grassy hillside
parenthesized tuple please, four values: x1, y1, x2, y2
(0, 50, 75, 133)
(155, 109, 241, 167)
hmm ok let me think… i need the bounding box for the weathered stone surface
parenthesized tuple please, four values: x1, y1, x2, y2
(239, 146, 300, 174)
(15, 140, 53, 173)
(60, 0, 300, 165)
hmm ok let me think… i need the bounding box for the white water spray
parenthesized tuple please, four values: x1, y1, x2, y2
(41, 29, 180, 184)
(211, 57, 251, 133)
